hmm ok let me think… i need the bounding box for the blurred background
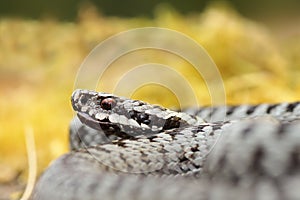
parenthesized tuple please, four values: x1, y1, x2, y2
(0, 0, 299, 20)
(0, 0, 300, 199)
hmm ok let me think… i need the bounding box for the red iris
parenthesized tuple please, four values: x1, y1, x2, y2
(100, 98, 116, 110)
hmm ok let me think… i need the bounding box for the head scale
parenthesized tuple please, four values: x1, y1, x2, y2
(71, 89, 203, 138)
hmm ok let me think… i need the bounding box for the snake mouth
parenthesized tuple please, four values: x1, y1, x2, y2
(77, 112, 110, 131)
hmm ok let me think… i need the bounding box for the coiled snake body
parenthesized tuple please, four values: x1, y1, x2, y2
(32, 89, 300, 200)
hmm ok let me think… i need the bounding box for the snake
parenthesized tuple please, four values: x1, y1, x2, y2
(31, 89, 300, 200)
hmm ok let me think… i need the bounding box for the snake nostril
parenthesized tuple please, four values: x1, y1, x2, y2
(80, 96, 89, 105)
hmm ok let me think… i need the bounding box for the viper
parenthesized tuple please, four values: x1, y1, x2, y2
(31, 89, 300, 200)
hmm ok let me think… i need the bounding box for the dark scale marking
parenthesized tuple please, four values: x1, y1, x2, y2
(276, 123, 289, 136)
(226, 106, 237, 116)
(178, 156, 199, 174)
(129, 110, 151, 125)
(209, 132, 215, 136)
(286, 102, 299, 112)
(210, 152, 227, 176)
(218, 153, 227, 168)
(190, 144, 199, 152)
(228, 173, 240, 186)
(164, 130, 178, 140)
(129, 110, 136, 118)
(249, 146, 265, 174)
(246, 105, 258, 115)
(194, 106, 208, 116)
(196, 124, 209, 133)
(212, 123, 224, 131)
(137, 113, 150, 125)
(241, 124, 253, 137)
(287, 146, 300, 174)
(92, 145, 116, 155)
(99, 123, 133, 139)
(163, 116, 182, 130)
(207, 107, 218, 118)
(147, 135, 159, 143)
(133, 100, 145, 106)
(153, 105, 166, 111)
(266, 104, 278, 114)
(179, 156, 189, 163)
(95, 95, 106, 104)
(114, 140, 127, 147)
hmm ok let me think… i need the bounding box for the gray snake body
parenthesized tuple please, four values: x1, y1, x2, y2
(32, 89, 300, 200)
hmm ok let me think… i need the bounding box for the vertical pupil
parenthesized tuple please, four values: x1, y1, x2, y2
(102, 101, 111, 109)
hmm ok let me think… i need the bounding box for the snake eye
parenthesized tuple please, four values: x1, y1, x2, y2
(100, 98, 116, 110)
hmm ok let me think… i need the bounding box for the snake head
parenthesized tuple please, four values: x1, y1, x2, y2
(71, 89, 203, 137)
